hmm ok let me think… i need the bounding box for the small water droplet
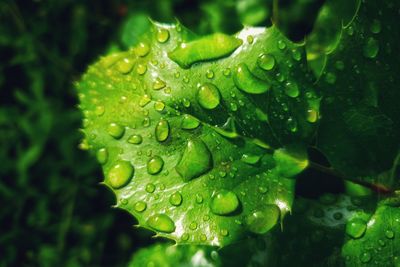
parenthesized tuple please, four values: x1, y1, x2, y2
(107, 161, 134, 189)
(196, 193, 203, 204)
(247, 35, 254, 44)
(145, 183, 156, 193)
(147, 156, 164, 175)
(292, 49, 301, 61)
(278, 40, 287, 50)
(155, 119, 170, 142)
(189, 222, 198, 230)
(128, 134, 143, 144)
(181, 233, 189, 241)
(181, 114, 200, 130)
(241, 154, 261, 165)
(154, 101, 165, 112)
(147, 213, 175, 233)
(370, 19, 381, 34)
(325, 72, 337, 84)
(210, 190, 239, 215)
(234, 63, 271, 94)
(139, 94, 151, 107)
(200, 234, 207, 241)
(363, 37, 379, 59)
(206, 69, 214, 79)
(95, 106, 105, 116)
(246, 204, 280, 234)
(136, 42, 150, 57)
(306, 109, 318, 123)
(385, 229, 395, 239)
(257, 53, 276, 71)
(107, 123, 125, 139)
(134, 201, 146, 212)
(360, 252, 372, 263)
(153, 78, 166, 90)
(96, 148, 108, 165)
(169, 192, 183, 206)
(284, 82, 299, 98)
(286, 117, 297, 132)
(220, 229, 229, 236)
(346, 218, 367, 239)
(116, 58, 134, 74)
(223, 68, 231, 77)
(156, 28, 170, 43)
(197, 83, 221, 109)
(136, 63, 147, 75)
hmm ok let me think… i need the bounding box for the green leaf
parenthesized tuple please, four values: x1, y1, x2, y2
(342, 201, 400, 266)
(128, 243, 220, 267)
(77, 21, 319, 246)
(314, 0, 400, 177)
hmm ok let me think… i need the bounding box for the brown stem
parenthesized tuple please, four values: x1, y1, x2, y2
(308, 161, 394, 195)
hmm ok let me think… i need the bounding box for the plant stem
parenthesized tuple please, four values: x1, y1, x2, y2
(272, 0, 279, 25)
(308, 161, 394, 195)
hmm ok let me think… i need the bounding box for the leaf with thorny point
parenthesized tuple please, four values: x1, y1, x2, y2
(312, 0, 400, 178)
(77, 21, 319, 246)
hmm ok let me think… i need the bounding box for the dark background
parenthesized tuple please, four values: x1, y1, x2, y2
(0, 0, 332, 266)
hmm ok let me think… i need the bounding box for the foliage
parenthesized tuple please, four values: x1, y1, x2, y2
(1, 0, 399, 266)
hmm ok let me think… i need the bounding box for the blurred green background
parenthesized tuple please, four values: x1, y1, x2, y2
(0, 0, 326, 266)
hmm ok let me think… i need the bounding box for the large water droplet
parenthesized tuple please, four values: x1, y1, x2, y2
(257, 54, 275, 71)
(156, 28, 170, 43)
(181, 114, 200, 130)
(234, 63, 271, 94)
(97, 148, 108, 165)
(284, 82, 299, 98)
(168, 33, 242, 68)
(147, 156, 164, 175)
(146, 214, 175, 233)
(176, 139, 213, 181)
(107, 123, 125, 139)
(197, 83, 221, 109)
(363, 37, 379, 59)
(155, 119, 170, 142)
(346, 218, 367, 239)
(169, 192, 183, 206)
(107, 161, 134, 189)
(210, 190, 239, 215)
(246, 204, 280, 234)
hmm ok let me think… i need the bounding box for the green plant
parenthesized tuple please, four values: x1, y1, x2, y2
(77, 0, 400, 265)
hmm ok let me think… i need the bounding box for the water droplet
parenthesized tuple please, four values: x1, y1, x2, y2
(154, 101, 165, 112)
(346, 218, 367, 239)
(169, 192, 183, 206)
(360, 252, 372, 263)
(278, 40, 287, 50)
(210, 190, 239, 215)
(325, 72, 337, 84)
(241, 154, 261, 165)
(196, 194, 203, 204)
(363, 37, 379, 59)
(234, 63, 271, 94)
(116, 58, 134, 74)
(286, 117, 298, 132)
(168, 33, 242, 68)
(156, 28, 170, 43)
(136, 42, 150, 57)
(220, 229, 229, 236)
(181, 233, 189, 241)
(197, 83, 221, 109)
(176, 139, 213, 181)
(306, 109, 318, 123)
(206, 69, 214, 79)
(246, 204, 280, 234)
(147, 214, 175, 233)
(145, 183, 156, 193)
(95, 106, 105, 116)
(147, 156, 164, 175)
(189, 222, 198, 230)
(181, 114, 200, 130)
(139, 94, 151, 107)
(153, 78, 166, 90)
(247, 35, 254, 44)
(223, 68, 231, 77)
(257, 54, 276, 71)
(292, 49, 302, 61)
(128, 134, 142, 144)
(136, 63, 147, 75)
(107, 161, 134, 189)
(107, 123, 125, 139)
(370, 19, 381, 34)
(258, 186, 268, 194)
(182, 98, 191, 107)
(200, 234, 207, 241)
(155, 119, 170, 142)
(385, 229, 395, 239)
(134, 201, 146, 212)
(284, 82, 299, 98)
(96, 148, 108, 165)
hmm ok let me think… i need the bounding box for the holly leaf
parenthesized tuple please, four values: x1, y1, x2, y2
(313, 0, 400, 178)
(342, 200, 400, 266)
(77, 21, 318, 246)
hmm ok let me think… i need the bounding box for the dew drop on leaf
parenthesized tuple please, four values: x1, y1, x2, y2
(153, 78, 166, 90)
(95, 105, 105, 116)
(128, 134, 143, 144)
(370, 19, 381, 34)
(147, 156, 164, 175)
(286, 117, 298, 132)
(146, 214, 175, 233)
(346, 218, 367, 239)
(145, 183, 156, 193)
(385, 229, 395, 239)
(306, 109, 318, 123)
(169, 192, 183, 206)
(278, 39, 287, 50)
(233, 63, 271, 94)
(154, 101, 165, 112)
(155, 119, 170, 142)
(257, 53, 275, 71)
(139, 94, 151, 107)
(136, 42, 150, 57)
(363, 37, 379, 59)
(181, 114, 200, 130)
(107, 123, 125, 139)
(241, 154, 261, 165)
(175, 139, 213, 181)
(107, 161, 134, 189)
(284, 82, 299, 98)
(96, 148, 108, 165)
(116, 58, 134, 74)
(245, 204, 280, 234)
(136, 63, 147, 75)
(210, 190, 239, 215)
(197, 83, 221, 109)
(134, 201, 147, 212)
(360, 252, 372, 263)
(156, 28, 170, 43)
(206, 69, 214, 79)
